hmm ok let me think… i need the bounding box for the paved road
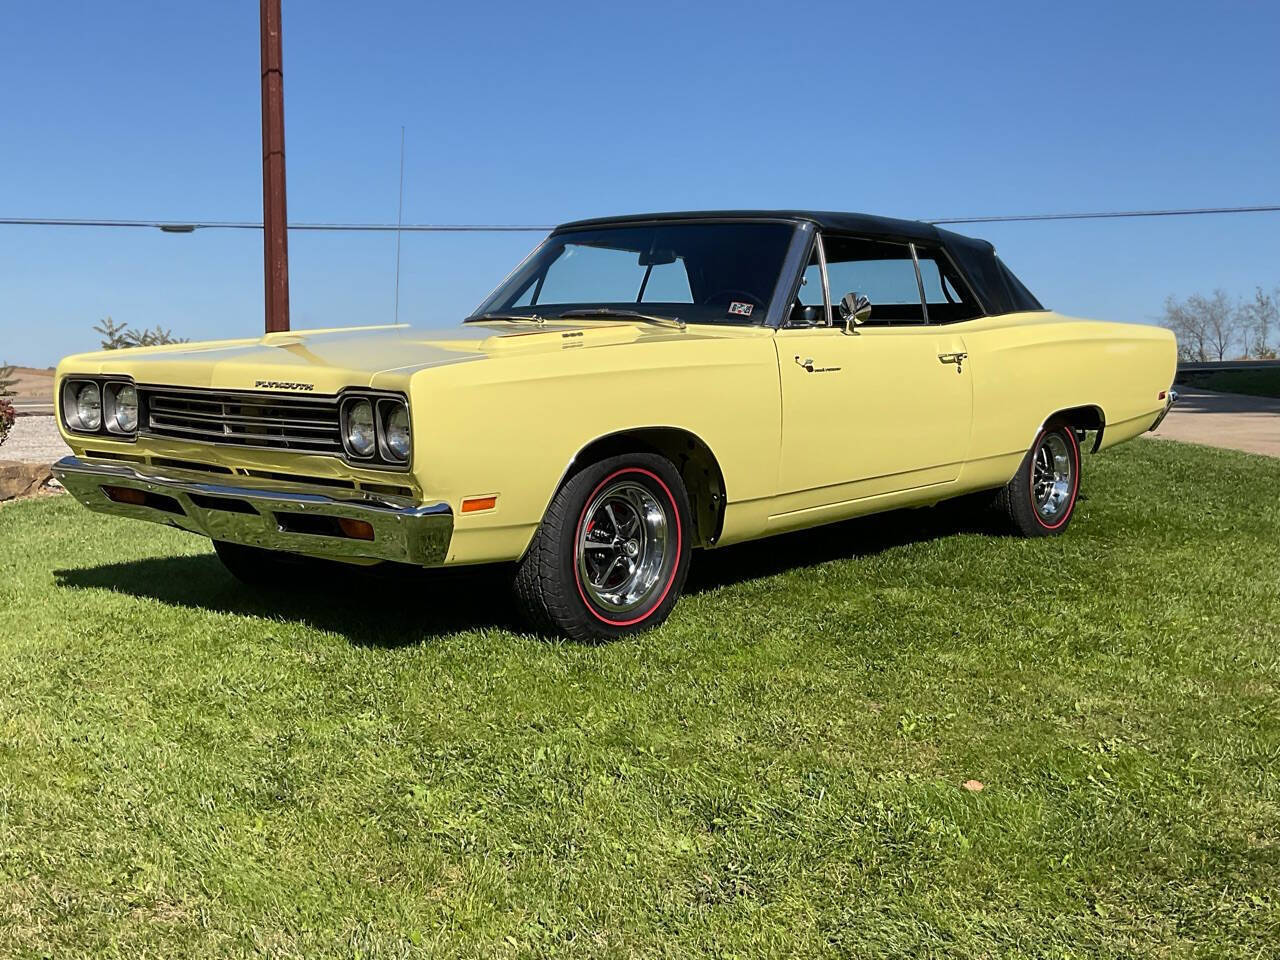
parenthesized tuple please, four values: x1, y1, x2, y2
(1147, 388, 1280, 458)
(1, 415, 70, 464)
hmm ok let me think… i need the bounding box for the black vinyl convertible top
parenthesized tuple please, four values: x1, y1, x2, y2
(555, 210, 1044, 316)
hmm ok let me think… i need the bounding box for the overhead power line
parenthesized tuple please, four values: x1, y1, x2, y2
(1, 204, 1278, 234)
(929, 204, 1280, 225)
(0, 217, 554, 232)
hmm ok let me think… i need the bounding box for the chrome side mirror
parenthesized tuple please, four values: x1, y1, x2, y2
(839, 292, 872, 333)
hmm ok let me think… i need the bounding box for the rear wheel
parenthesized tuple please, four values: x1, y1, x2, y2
(514, 453, 692, 641)
(994, 424, 1081, 537)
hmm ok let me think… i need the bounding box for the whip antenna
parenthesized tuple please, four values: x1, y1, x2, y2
(394, 126, 405, 323)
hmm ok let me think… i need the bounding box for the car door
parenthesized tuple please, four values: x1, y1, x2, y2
(774, 233, 974, 514)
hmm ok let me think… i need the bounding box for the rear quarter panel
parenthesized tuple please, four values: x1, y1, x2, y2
(958, 312, 1177, 488)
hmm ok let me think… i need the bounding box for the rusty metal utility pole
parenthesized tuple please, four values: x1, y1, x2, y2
(260, 0, 290, 332)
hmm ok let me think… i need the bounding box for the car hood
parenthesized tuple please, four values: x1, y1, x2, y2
(57, 321, 729, 393)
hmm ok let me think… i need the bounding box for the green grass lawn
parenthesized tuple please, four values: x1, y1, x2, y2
(1178, 367, 1280, 399)
(1, 440, 1278, 958)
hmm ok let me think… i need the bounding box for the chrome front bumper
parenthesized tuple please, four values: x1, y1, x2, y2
(1149, 389, 1179, 432)
(52, 456, 453, 566)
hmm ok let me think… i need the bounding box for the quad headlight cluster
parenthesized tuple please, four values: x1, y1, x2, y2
(61, 378, 139, 439)
(340, 394, 412, 467)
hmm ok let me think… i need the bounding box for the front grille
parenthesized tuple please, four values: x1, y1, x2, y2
(138, 385, 343, 453)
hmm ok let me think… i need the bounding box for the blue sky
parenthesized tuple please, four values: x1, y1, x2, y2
(2, 0, 1277, 366)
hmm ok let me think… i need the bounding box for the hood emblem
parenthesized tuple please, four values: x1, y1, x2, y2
(255, 380, 315, 391)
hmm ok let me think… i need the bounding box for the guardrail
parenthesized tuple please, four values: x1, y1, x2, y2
(1178, 359, 1280, 374)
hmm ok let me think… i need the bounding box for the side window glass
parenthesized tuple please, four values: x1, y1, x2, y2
(798, 262, 824, 306)
(916, 257, 948, 303)
(821, 236, 923, 323)
(787, 248, 827, 327)
(914, 248, 982, 322)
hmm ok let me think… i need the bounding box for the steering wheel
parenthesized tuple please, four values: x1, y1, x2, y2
(700, 289, 765, 310)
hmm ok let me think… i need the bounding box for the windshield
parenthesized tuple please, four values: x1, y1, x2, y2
(473, 221, 798, 326)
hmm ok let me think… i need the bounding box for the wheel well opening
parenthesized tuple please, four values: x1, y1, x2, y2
(1045, 404, 1106, 452)
(566, 428, 727, 547)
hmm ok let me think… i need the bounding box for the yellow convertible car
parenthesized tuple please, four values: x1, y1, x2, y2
(54, 211, 1177, 639)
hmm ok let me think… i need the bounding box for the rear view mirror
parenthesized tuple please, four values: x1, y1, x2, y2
(839, 292, 872, 333)
(638, 248, 678, 267)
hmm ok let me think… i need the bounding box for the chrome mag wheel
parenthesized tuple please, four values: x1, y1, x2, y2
(1032, 432, 1074, 522)
(576, 479, 671, 615)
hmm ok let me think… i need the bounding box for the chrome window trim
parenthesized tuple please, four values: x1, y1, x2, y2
(917, 244, 987, 322)
(808, 233, 933, 329)
(816, 231, 833, 328)
(909, 242, 931, 325)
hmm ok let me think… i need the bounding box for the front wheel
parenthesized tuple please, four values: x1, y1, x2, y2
(514, 453, 692, 641)
(994, 424, 1082, 537)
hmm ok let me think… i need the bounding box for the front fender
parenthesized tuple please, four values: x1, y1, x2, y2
(404, 334, 780, 565)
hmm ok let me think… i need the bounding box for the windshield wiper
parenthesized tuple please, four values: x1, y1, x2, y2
(463, 312, 547, 324)
(557, 308, 686, 331)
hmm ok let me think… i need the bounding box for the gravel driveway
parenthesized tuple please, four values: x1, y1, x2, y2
(1, 416, 70, 464)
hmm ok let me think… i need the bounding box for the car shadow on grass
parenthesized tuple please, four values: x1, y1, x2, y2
(55, 555, 527, 646)
(685, 499, 1003, 594)
(53, 501, 1006, 646)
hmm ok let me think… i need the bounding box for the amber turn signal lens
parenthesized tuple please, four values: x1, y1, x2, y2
(102, 485, 147, 506)
(461, 495, 497, 513)
(337, 517, 375, 541)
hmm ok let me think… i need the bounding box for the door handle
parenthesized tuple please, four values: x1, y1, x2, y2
(938, 351, 967, 373)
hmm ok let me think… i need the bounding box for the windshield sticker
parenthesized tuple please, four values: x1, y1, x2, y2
(728, 302, 754, 317)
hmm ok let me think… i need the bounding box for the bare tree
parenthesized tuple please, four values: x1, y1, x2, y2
(1237, 286, 1278, 359)
(1191, 290, 1239, 361)
(1161, 295, 1208, 361)
(1163, 291, 1240, 361)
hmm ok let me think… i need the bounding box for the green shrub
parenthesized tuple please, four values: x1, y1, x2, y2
(92, 317, 186, 350)
(0, 397, 14, 449)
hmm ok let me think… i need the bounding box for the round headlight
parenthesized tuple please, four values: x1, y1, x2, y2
(74, 382, 102, 431)
(107, 383, 138, 434)
(343, 399, 376, 457)
(382, 404, 411, 461)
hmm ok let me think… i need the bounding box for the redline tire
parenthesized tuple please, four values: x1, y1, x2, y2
(994, 424, 1082, 537)
(514, 453, 692, 641)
